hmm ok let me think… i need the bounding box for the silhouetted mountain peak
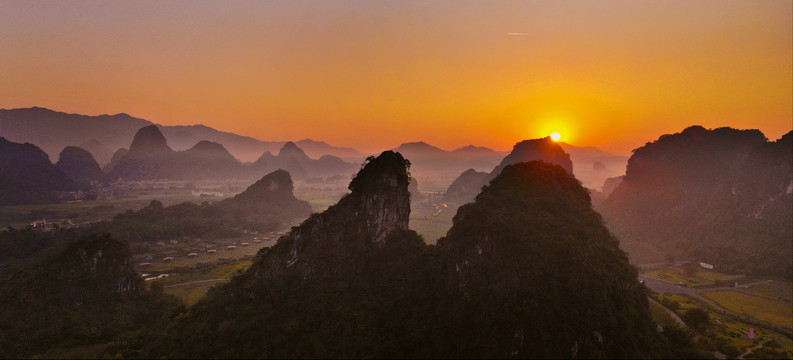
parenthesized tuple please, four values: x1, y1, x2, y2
(491, 137, 573, 177)
(184, 140, 237, 162)
(228, 169, 296, 203)
(278, 141, 309, 158)
(56, 146, 103, 188)
(128, 125, 172, 155)
(0, 137, 75, 205)
(394, 141, 446, 155)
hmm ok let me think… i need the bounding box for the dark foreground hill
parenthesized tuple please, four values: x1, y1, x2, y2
(0, 137, 75, 205)
(600, 126, 793, 278)
(149, 152, 666, 358)
(0, 233, 182, 358)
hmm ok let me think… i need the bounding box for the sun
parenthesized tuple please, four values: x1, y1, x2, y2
(550, 132, 561, 141)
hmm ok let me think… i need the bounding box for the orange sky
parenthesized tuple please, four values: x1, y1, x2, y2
(1, 1, 791, 155)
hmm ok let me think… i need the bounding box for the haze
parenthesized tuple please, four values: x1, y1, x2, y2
(1, 0, 791, 154)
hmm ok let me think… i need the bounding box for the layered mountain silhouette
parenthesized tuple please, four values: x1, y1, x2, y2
(55, 146, 104, 189)
(444, 168, 488, 201)
(104, 126, 358, 181)
(600, 126, 793, 278)
(445, 136, 573, 203)
(295, 139, 365, 162)
(0, 107, 151, 163)
(252, 141, 358, 180)
(106, 170, 311, 242)
(0, 137, 75, 205)
(0, 233, 182, 357)
(0, 107, 364, 163)
(78, 139, 114, 167)
(393, 141, 505, 176)
(559, 142, 629, 189)
(150, 152, 663, 358)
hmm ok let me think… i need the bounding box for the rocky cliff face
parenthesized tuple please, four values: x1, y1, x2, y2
(156, 153, 665, 358)
(47, 234, 141, 298)
(56, 146, 104, 189)
(0, 233, 182, 357)
(248, 151, 410, 282)
(600, 126, 792, 277)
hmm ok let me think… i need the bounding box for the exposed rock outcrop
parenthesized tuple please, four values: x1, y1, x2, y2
(0, 233, 183, 357)
(250, 151, 410, 281)
(44, 233, 142, 298)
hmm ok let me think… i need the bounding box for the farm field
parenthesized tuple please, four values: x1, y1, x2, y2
(701, 290, 793, 330)
(745, 281, 793, 302)
(158, 260, 255, 305)
(643, 266, 744, 287)
(654, 293, 793, 358)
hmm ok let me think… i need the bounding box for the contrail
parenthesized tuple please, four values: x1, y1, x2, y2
(507, 32, 531, 36)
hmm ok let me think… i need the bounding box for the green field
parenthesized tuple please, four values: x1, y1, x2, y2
(643, 266, 744, 286)
(0, 188, 201, 228)
(158, 260, 254, 305)
(654, 292, 793, 358)
(701, 290, 793, 330)
(746, 281, 793, 302)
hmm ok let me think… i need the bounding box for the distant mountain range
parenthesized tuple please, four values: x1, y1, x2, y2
(106, 125, 358, 182)
(444, 137, 574, 203)
(0, 107, 365, 164)
(0, 125, 360, 205)
(558, 142, 628, 189)
(1, 106, 628, 190)
(392, 141, 507, 176)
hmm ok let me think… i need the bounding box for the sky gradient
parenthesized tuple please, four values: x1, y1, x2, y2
(1, 0, 791, 154)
